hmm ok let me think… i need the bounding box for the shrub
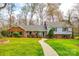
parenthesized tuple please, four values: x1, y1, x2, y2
(48, 28, 54, 38)
(0, 33, 3, 38)
(1, 30, 9, 37)
(12, 32, 21, 37)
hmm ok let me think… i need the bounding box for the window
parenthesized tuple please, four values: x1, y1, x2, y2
(63, 28, 68, 31)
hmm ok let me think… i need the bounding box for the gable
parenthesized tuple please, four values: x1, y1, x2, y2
(8, 27, 25, 32)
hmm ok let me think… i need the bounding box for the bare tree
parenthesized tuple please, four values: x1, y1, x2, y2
(46, 3, 60, 22)
(7, 3, 16, 28)
(74, 3, 79, 34)
(21, 4, 30, 25)
(36, 3, 46, 25)
(0, 3, 7, 37)
(29, 3, 38, 25)
(66, 10, 74, 39)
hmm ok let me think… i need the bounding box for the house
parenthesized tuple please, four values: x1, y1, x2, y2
(8, 25, 47, 38)
(8, 22, 72, 38)
(19, 25, 47, 38)
(46, 22, 72, 38)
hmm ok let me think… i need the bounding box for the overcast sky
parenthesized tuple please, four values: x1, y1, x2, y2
(59, 3, 76, 16)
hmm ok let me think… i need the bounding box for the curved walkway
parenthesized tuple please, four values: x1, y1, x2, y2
(39, 38, 58, 56)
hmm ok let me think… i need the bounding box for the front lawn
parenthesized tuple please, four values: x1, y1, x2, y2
(0, 38, 44, 56)
(46, 39, 79, 56)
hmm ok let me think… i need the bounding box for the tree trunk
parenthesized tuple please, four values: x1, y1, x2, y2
(78, 19, 79, 34)
(72, 27, 74, 39)
(9, 14, 12, 28)
(29, 13, 33, 25)
(24, 15, 27, 25)
(52, 16, 54, 22)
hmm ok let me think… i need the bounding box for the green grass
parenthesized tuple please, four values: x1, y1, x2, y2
(0, 38, 44, 56)
(46, 39, 79, 56)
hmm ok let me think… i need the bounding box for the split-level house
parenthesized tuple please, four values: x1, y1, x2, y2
(8, 22, 72, 38)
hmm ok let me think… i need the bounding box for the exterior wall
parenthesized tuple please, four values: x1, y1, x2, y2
(31, 32, 37, 37)
(54, 34, 62, 38)
(23, 31, 27, 37)
(54, 27, 72, 34)
(54, 34, 71, 38)
(68, 28, 72, 32)
(47, 27, 72, 34)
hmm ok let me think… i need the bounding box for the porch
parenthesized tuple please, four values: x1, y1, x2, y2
(26, 31, 47, 38)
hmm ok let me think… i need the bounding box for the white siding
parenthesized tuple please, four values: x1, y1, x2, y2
(47, 27, 72, 34)
(54, 27, 72, 34)
(68, 28, 72, 32)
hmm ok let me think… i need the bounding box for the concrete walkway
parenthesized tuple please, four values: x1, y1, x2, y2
(39, 38, 58, 56)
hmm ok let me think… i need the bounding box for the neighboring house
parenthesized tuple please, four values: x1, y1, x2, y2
(8, 22, 72, 38)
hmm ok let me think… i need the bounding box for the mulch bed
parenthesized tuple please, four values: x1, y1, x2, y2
(0, 40, 9, 45)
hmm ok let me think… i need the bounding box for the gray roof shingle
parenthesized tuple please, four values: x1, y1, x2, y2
(19, 25, 47, 31)
(46, 22, 71, 28)
(18, 22, 71, 31)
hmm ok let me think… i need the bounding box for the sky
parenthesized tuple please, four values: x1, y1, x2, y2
(59, 3, 76, 16)
(14, 3, 25, 14)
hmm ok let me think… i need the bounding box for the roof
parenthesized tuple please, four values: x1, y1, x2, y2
(19, 25, 47, 32)
(10, 21, 71, 32)
(8, 27, 25, 32)
(46, 22, 71, 28)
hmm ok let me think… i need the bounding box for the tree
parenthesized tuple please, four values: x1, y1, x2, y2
(36, 3, 45, 25)
(66, 10, 74, 39)
(0, 3, 7, 38)
(74, 3, 79, 34)
(21, 4, 29, 25)
(29, 3, 38, 25)
(7, 3, 16, 28)
(46, 3, 61, 22)
(55, 10, 63, 22)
